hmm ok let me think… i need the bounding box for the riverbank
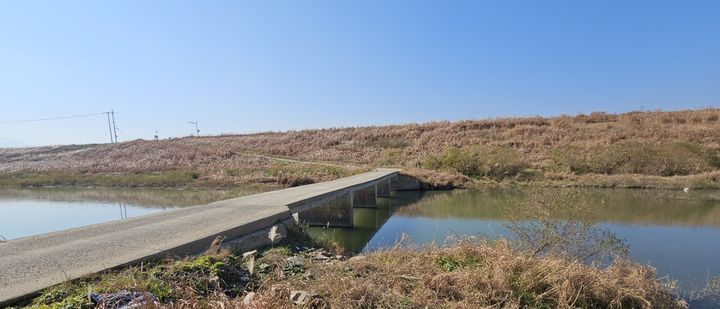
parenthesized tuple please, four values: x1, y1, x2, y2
(2, 109, 719, 191)
(406, 168, 720, 191)
(13, 227, 687, 308)
(2, 167, 719, 193)
(0, 163, 368, 192)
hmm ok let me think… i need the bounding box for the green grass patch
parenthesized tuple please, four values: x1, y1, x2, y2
(435, 255, 479, 272)
(0, 170, 201, 188)
(550, 141, 720, 176)
(423, 145, 529, 180)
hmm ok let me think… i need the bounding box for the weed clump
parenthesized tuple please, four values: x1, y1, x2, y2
(423, 145, 530, 180)
(551, 142, 719, 176)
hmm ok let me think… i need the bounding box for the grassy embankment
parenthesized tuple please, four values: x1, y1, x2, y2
(16, 227, 688, 309)
(423, 140, 720, 189)
(0, 149, 367, 194)
(1, 109, 720, 190)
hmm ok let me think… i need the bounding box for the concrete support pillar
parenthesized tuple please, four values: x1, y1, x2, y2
(297, 192, 353, 227)
(389, 176, 399, 191)
(377, 179, 392, 198)
(396, 174, 420, 191)
(352, 186, 377, 208)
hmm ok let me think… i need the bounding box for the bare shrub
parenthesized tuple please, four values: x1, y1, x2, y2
(362, 136, 410, 148)
(275, 173, 314, 187)
(424, 145, 529, 180)
(551, 142, 719, 176)
(687, 277, 720, 308)
(505, 189, 629, 263)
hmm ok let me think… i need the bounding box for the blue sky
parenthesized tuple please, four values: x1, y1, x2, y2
(1, 1, 719, 147)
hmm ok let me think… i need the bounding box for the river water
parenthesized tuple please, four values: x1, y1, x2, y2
(307, 188, 720, 290)
(0, 188, 232, 240)
(1, 187, 719, 290)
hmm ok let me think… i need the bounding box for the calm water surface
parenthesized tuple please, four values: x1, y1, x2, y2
(2, 187, 719, 290)
(0, 188, 232, 240)
(307, 188, 720, 290)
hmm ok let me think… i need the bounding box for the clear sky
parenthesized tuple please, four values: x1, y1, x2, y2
(1, 1, 718, 147)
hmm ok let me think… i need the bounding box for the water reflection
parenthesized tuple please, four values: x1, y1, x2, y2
(0, 188, 235, 240)
(306, 191, 424, 251)
(394, 188, 720, 227)
(3, 186, 720, 290)
(0, 187, 235, 207)
(307, 188, 720, 289)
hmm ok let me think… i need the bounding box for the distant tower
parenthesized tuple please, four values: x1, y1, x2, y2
(154, 130, 159, 141)
(188, 121, 200, 136)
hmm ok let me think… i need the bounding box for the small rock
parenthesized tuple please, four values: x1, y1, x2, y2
(242, 292, 255, 305)
(271, 284, 290, 298)
(91, 290, 158, 308)
(312, 253, 329, 260)
(399, 274, 420, 280)
(348, 255, 366, 262)
(290, 290, 311, 305)
(286, 256, 305, 267)
(242, 250, 257, 258)
(270, 284, 283, 293)
(335, 255, 345, 261)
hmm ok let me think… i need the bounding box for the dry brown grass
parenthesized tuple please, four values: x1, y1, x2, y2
(284, 241, 683, 308)
(1, 109, 719, 188)
(400, 167, 474, 189)
(0, 151, 366, 190)
(542, 170, 720, 189)
(24, 241, 685, 309)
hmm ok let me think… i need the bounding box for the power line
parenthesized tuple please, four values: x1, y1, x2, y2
(104, 110, 120, 143)
(106, 112, 114, 143)
(110, 110, 118, 143)
(1, 111, 120, 144)
(0, 112, 107, 124)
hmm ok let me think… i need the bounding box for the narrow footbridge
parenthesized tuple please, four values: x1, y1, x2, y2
(0, 169, 419, 305)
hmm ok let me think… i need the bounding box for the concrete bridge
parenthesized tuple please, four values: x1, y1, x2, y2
(306, 191, 425, 253)
(0, 169, 419, 305)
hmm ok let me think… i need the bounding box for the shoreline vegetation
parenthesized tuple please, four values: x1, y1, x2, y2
(11, 226, 691, 309)
(4, 109, 720, 307)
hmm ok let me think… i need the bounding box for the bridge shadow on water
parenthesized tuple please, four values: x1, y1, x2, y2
(304, 191, 426, 253)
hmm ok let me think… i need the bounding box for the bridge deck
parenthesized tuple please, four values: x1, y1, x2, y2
(0, 169, 399, 304)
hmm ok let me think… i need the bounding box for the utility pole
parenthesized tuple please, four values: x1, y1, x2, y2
(188, 121, 199, 136)
(111, 109, 118, 143)
(105, 112, 114, 143)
